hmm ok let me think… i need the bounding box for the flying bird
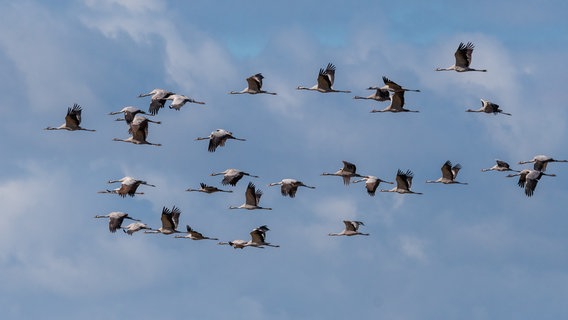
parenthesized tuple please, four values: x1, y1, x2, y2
(97, 176, 155, 197)
(210, 168, 258, 186)
(112, 115, 161, 146)
(174, 225, 218, 241)
(186, 183, 233, 194)
(144, 206, 182, 235)
(122, 222, 151, 235)
(229, 73, 277, 95)
(94, 212, 140, 233)
(321, 160, 363, 185)
(195, 129, 245, 152)
(138, 88, 175, 115)
(229, 182, 272, 210)
(426, 160, 468, 185)
(108, 106, 153, 127)
(380, 169, 423, 194)
(45, 104, 95, 132)
(353, 87, 390, 102)
(481, 159, 520, 172)
(166, 94, 205, 110)
(371, 90, 419, 113)
(435, 42, 487, 72)
(518, 155, 568, 172)
(353, 175, 393, 196)
(466, 99, 511, 116)
(218, 225, 278, 249)
(507, 169, 556, 197)
(328, 220, 369, 236)
(297, 62, 351, 93)
(268, 178, 315, 198)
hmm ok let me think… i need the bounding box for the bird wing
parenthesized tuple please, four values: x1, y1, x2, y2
(343, 220, 356, 232)
(247, 74, 263, 92)
(250, 229, 266, 244)
(171, 206, 181, 229)
(65, 104, 82, 128)
(441, 161, 454, 180)
(390, 91, 405, 110)
(382, 76, 402, 91)
(495, 159, 510, 169)
(524, 174, 540, 197)
(108, 213, 126, 232)
(366, 179, 379, 195)
(375, 88, 391, 101)
(245, 182, 258, 205)
(455, 42, 474, 68)
(281, 182, 295, 197)
(342, 161, 357, 174)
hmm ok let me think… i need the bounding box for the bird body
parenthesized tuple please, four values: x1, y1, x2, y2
(98, 176, 155, 197)
(426, 160, 468, 185)
(466, 99, 511, 116)
(229, 182, 272, 210)
(138, 88, 175, 115)
(108, 106, 151, 127)
(112, 115, 161, 146)
(45, 104, 95, 132)
(518, 155, 568, 172)
(210, 168, 258, 186)
(166, 94, 205, 110)
(353, 175, 393, 196)
(321, 160, 363, 185)
(507, 169, 556, 197)
(195, 129, 245, 152)
(230, 73, 277, 95)
(297, 63, 351, 93)
(268, 178, 315, 198)
(353, 88, 390, 101)
(94, 212, 140, 233)
(377, 76, 420, 92)
(186, 183, 232, 193)
(435, 42, 487, 72)
(329, 220, 369, 236)
(380, 169, 422, 194)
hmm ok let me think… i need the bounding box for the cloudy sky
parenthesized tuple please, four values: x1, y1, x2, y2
(1, 0, 568, 319)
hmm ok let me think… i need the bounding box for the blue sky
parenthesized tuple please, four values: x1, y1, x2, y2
(1, 0, 568, 319)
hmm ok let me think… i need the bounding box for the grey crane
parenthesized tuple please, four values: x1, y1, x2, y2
(371, 90, 419, 113)
(507, 169, 556, 197)
(297, 62, 351, 93)
(435, 42, 487, 72)
(166, 94, 205, 110)
(122, 222, 151, 235)
(321, 160, 363, 185)
(94, 212, 140, 233)
(138, 88, 175, 115)
(380, 169, 423, 194)
(426, 160, 468, 185)
(229, 73, 277, 95)
(466, 99, 511, 116)
(353, 87, 390, 101)
(144, 206, 182, 235)
(45, 104, 95, 132)
(481, 159, 520, 172)
(174, 224, 218, 241)
(518, 155, 568, 172)
(97, 176, 155, 197)
(112, 115, 161, 146)
(268, 178, 315, 198)
(218, 225, 278, 249)
(195, 129, 245, 152)
(229, 182, 272, 210)
(210, 168, 259, 186)
(186, 182, 233, 194)
(108, 106, 153, 126)
(353, 175, 393, 196)
(328, 220, 369, 236)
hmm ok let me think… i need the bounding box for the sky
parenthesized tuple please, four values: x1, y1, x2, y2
(1, 0, 568, 319)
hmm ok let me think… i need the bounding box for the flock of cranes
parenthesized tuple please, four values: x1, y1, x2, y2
(45, 41, 566, 249)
